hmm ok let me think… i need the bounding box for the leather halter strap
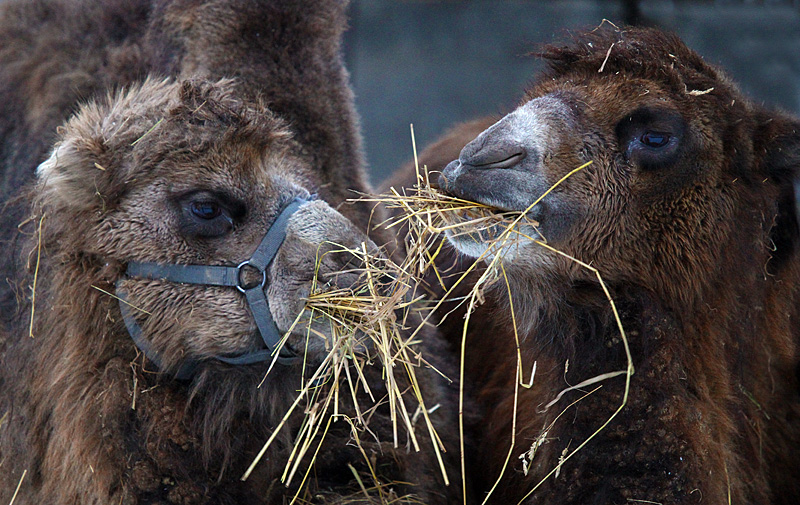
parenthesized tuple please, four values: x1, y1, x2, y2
(116, 196, 308, 380)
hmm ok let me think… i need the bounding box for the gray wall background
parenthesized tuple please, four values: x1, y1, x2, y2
(343, 0, 800, 184)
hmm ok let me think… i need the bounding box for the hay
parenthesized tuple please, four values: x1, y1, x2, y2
(129, 117, 163, 146)
(27, 213, 46, 338)
(365, 170, 540, 288)
(8, 469, 26, 505)
(292, 465, 424, 505)
(243, 240, 449, 505)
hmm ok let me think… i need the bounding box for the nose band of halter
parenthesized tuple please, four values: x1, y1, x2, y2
(115, 196, 309, 380)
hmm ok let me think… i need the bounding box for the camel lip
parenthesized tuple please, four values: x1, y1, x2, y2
(444, 221, 542, 259)
(441, 184, 538, 215)
(442, 187, 544, 250)
(439, 162, 543, 215)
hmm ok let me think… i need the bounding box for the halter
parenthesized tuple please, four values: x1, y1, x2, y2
(115, 196, 309, 380)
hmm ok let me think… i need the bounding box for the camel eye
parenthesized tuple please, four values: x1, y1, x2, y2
(190, 201, 222, 220)
(616, 108, 686, 171)
(640, 131, 671, 148)
(175, 191, 242, 239)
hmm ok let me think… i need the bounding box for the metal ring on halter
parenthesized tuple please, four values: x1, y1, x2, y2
(236, 260, 267, 293)
(117, 195, 311, 379)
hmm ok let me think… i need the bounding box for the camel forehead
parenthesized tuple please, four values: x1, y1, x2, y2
(528, 77, 682, 129)
(93, 82, 298, 189)
(126, 120, 293, 182)
(143, 140, 280, 183)
(538, 28, 719, 90)
(526, 30, 733, 130)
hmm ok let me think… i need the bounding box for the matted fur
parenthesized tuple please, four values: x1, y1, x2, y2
(386, 26, 800, 504)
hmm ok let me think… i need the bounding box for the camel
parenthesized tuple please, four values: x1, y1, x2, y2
(387, 26, 800, 504)
(0, 1, 461, 503)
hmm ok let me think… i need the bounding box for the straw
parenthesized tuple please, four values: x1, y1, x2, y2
(243, 238, 450, 503)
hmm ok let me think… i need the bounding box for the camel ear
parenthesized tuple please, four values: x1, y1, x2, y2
(37, 140, 80, 188)
(759, 115, 800, 184)
(35, 137, 113, 213)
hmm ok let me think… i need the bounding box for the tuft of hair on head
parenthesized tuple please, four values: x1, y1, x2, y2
(34, 77, 297, 221)
(34, 78, 176, 215)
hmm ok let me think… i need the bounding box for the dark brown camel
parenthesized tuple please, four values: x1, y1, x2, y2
(387, 26, 800, 505)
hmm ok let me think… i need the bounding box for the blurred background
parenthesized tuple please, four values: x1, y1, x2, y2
(343, 0, 800, 185)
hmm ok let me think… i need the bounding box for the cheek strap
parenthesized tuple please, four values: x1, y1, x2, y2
(115, 196, 308, 380)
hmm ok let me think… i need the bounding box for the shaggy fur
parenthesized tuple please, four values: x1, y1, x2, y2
(386, 27, 800, 504)
(0, 67, 460, 505)
(0, 2, 461, 504)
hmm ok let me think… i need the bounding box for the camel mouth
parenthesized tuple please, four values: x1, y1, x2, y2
(448, 186, 526, 213)
(439, 201, 543, 260)
(436, 162, 544, 259)
(438, 160, 546, 213)
(443, 221, 541, 260)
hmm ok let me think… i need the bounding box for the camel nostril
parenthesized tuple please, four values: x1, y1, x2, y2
(460, 139, 528, 170)
(472, 151, 526, 169)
